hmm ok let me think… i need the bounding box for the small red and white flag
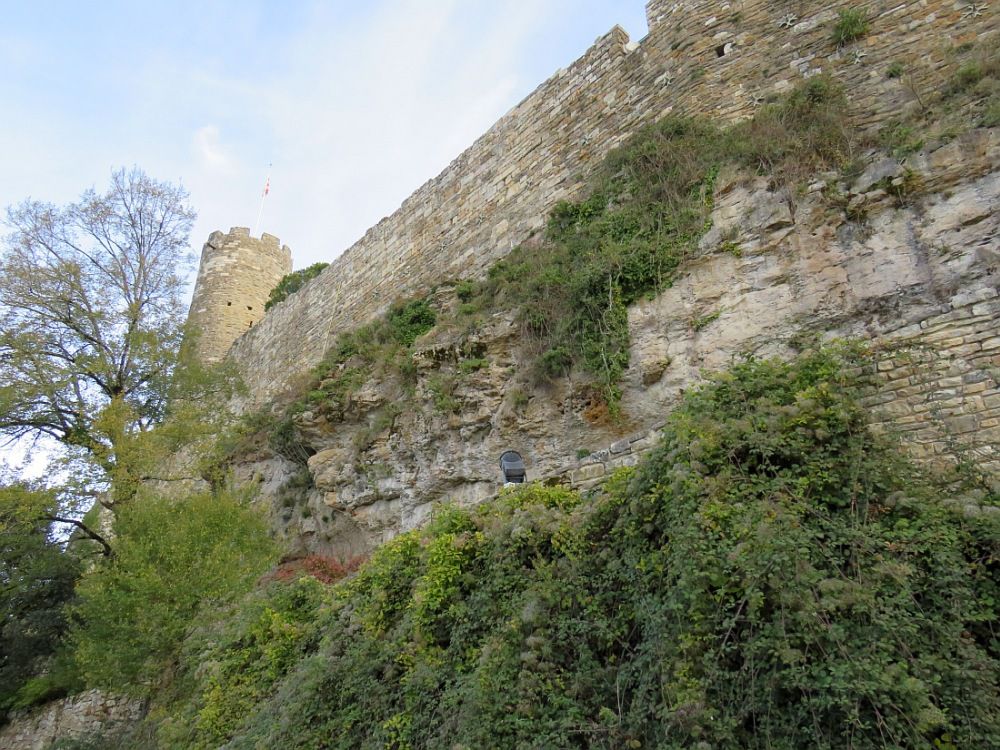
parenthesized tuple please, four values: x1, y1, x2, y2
(254, 165, 272, 236)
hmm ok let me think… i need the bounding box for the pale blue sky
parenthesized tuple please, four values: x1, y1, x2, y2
(1, 1, 648, 275)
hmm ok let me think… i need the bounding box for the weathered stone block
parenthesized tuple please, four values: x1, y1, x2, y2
(609, 438, 632, 455)
(571, 463, 606, 484)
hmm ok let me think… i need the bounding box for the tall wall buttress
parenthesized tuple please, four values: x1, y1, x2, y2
(185, 227, 292, 364)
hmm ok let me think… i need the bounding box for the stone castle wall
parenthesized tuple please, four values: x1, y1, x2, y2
(222, 0, 998, 404)
(236, 127, 998, 559)
(186, 227, 291, 364)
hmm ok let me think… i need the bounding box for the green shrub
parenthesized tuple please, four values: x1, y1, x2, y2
(427, 374, 460, 414)
(163, 346, 999, 749)
(70, 491, 277, 693)
(832, 8, 870, 46)
(454, 280, 476, 302)
(954, 61, 984, 90)
(458, 357, 488, 374)
(386, 298, 436, 347)
(159, 578, 329, 749)
(880, 121, 925, 158)
(264, 262, 329, 311)
(508, 387, 530, 409)
(886, 61, 905, 79)
(984, 98, 1000, 127)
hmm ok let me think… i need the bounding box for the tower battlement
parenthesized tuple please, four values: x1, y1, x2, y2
(185, 227, 292, 364)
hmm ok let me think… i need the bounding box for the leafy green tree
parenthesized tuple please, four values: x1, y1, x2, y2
(0, 485, 83, 718)
(0, 167, 196, 512)
(70, 490, 277, 693)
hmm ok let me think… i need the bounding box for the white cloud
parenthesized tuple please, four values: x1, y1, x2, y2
(193, 125, 234, 170)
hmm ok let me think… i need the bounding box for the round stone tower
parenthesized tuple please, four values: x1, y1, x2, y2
(185, 227, 292, 364)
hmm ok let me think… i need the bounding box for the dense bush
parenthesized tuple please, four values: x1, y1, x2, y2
(157, 577, 331, 749)
(265, 262, 329, 311)
(69, 490, 277, 693)
(146, 347, 998, 748)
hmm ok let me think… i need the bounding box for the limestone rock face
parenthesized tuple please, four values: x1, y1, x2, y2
(0, 690, 144, 750)
(627, 130, 1000, 419)
(235, 130, 1000, 559)
(247, 306, 637, 556)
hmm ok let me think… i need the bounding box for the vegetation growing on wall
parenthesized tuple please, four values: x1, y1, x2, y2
(456, 75, 856, 405)
(218, 49, 1000, 469)
(158, 576, 332, 749)
(65, 346, 1000, 749)
(199, 296, 436, 487)
(831, 8, 870, 46)
(209, 43, 1000, 467)
(297, 297, 435, 418)
(212, 75, 860, 471)
(943, 45, 1000, 128)
(265, 262, 329, 311)
(879, 41, 1000, 150)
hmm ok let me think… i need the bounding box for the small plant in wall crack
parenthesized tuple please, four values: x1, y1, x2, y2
(777, 13, 798, 29)
(832, 8, 870, 47)
(691, 310, 721, 332)
(962, 3, 989, 21)
(427, 373, 461, 414)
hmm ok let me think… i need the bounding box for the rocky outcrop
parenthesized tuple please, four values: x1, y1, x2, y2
(234, 130, 1000, 559)
(626, 129, 1000, 433)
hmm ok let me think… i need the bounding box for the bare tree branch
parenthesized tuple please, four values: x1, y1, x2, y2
(45, 514, 114, 557)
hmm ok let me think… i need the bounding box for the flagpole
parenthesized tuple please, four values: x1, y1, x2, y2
(253, 164, 271, 237)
